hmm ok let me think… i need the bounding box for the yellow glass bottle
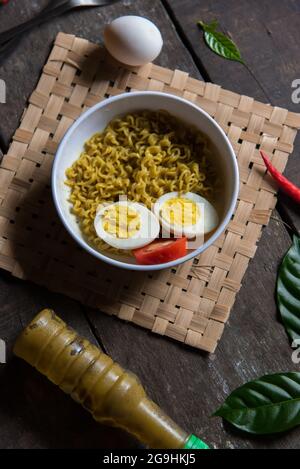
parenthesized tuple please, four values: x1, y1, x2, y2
(13, 309, 209, 450)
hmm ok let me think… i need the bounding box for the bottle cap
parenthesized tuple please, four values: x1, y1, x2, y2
(184, 434, 210, 450)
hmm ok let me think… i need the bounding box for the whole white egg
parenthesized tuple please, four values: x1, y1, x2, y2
(104, 15, 163, 66)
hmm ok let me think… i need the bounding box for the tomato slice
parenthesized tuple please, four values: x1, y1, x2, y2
(133, 238, 187, 265)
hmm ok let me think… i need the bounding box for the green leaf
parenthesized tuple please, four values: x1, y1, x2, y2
(277, 236, 300, 342)
(198, 20, 218, 32)
(214, 372, 300, 434)
(198, 20, 245, 64)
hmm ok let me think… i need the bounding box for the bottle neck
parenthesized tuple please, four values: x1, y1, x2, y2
(123, 398, 209, 449)
(127, 397, 189, 449)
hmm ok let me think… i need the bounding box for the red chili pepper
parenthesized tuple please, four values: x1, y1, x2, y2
(260, 150, 300, 204)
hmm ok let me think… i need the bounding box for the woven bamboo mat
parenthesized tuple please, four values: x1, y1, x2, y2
(0, 33, 300, 353)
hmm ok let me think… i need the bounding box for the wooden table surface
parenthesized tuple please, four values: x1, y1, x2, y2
(0, 0, 299, 449)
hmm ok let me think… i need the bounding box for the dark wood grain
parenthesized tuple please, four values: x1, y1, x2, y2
(0, 272, 136, 449)
(164, 0, 300, 233)
(0, 0, 299, 450)
(0, 0, 205, 450)
(86, 218, 299, 449)
(0, 0, 204, 148)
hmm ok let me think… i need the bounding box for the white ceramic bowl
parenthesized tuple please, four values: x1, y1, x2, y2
(52, 91, 239, 271)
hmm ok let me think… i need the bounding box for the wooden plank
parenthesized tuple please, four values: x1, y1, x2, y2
(163, 0, 300, 233)
(0, 112, 130, 446)
(0, 0, 204, 450)
(0, 272, 134, 449)
(0, 0, 297, 450)
(87, 218, 297, 449)
(0, 0, 204, 148)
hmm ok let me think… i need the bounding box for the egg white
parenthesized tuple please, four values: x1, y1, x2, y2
(153, 192, 219, 239)
(94, 201, 160, 250)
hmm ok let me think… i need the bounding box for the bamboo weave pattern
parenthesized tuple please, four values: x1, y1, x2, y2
(0, 33, 300, 352)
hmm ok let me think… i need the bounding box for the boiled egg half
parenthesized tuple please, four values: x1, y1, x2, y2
(153, 192, 219, 239)
(94, 201, 160, 250)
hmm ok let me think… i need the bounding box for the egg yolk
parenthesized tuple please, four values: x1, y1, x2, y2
(102, 205, 141, 238)
(161, 197, 200, 226)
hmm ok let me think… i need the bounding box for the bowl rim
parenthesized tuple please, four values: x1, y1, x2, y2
(52, 91, 239, 271)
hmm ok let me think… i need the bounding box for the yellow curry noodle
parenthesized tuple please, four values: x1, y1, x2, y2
(65, 111, 216, 253)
